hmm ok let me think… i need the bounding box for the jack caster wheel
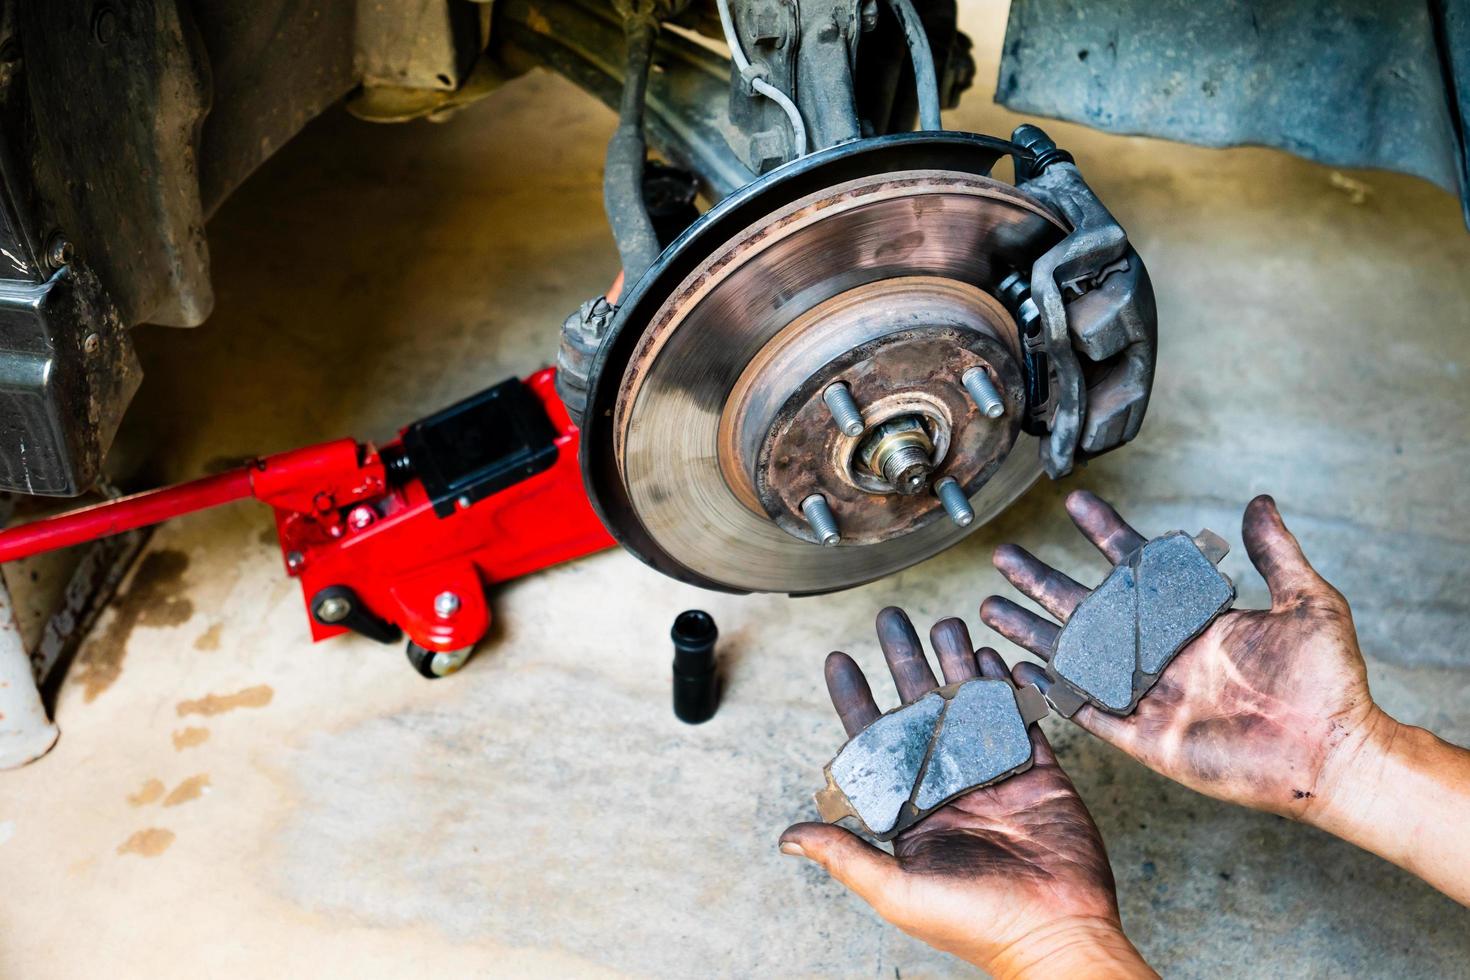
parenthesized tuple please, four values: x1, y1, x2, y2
(405, 642, 473, 679)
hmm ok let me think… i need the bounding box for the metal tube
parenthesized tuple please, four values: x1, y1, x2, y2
(0, 575, 59, 769)
(0, 469, 253, 563)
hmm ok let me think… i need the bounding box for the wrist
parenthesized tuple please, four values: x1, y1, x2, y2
(986, 915, 1156, 980)
(1308, 703, 1401, 838)
(1309, 705, 1470, 902)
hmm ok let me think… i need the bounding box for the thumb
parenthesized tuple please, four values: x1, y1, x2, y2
(1241, 495, 1328, 608)
(780, 822, 901, 905)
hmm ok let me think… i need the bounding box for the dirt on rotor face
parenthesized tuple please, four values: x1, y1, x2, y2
(596, 152, 1067, 593)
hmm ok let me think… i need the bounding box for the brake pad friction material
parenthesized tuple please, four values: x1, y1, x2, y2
(815, 679, 1047, 841)
(1047, 530, 1235, 717)
(913, 680, 1032, 810)
(828, 693, 944, 837)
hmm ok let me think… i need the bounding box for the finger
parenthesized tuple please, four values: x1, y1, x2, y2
(1013, 660, 1135, 751)
(928, 618, 980, 684)
(1065, 489, 1146, 564)
(824, 651, 882, 738)
(779, 823, 901, 912)
(1011, 659, 1051, 692)
(979, 596, 1060, 659)
(992, 543, 1090, 622)
(1242, 494, 1329, 609)
(974, 646, 1009, 681)
(876, 606, 939, 703)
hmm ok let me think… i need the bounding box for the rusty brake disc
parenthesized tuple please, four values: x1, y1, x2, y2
(581, 133, 1069, 594)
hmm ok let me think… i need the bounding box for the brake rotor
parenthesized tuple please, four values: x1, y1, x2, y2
(582, 134, 1069, 593)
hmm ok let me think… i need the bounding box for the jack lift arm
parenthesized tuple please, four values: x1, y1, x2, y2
(0, 368, 614, 682)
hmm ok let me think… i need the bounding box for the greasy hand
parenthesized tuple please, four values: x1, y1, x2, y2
(781, 608, 1153, 978)
(982, 491, 1385, 821)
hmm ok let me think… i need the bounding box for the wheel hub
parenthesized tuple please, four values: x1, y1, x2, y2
(720, 277, 1025, 548)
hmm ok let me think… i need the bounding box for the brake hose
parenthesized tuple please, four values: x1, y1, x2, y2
(883, 0, 942, 131)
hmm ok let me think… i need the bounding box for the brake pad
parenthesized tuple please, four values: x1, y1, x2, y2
(814, 677, 1049, 841)
(1044, 530, 1235, 717)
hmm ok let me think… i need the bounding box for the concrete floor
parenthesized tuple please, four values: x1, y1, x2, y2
(3, 2, 1470, 976)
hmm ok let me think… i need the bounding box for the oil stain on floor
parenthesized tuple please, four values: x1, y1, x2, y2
(162, 774, 210, 807)
(175, 685, 273, 717)
(172, 727, 210, 750)
(72, 550, 194, 702)
(117, 828, 175, 858)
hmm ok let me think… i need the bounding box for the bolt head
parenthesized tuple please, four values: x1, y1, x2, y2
(91, 6, 118, 45)
(347, 505, 376, 531)
(285, 551, 305, 572)
(82, 333, 100, 354)
(46, 236, 73, 269)
(316, 595, 351, 624)
(433, 591, 462, 619)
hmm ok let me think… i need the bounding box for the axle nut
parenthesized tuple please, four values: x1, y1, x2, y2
(433, 591, 462, 619)
(315, 595, 351, 624)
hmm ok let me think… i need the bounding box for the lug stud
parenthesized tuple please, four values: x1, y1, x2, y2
(935, 477, 974, 527)
(822, 382, 865, 437)
(800, 493, 841, 546)
(962, 366, 1005, 418)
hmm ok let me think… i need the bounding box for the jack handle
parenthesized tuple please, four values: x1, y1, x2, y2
(0, 438, 380, 565)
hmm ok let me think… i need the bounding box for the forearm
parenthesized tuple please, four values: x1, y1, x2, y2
(982, 916, 1157, 980)
(1313, 708, 1470, 905)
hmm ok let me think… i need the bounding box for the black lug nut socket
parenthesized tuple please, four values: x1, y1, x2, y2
(671, 609, 720, 724)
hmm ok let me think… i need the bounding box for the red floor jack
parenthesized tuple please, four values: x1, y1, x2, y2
(0, 368, 615, 679)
